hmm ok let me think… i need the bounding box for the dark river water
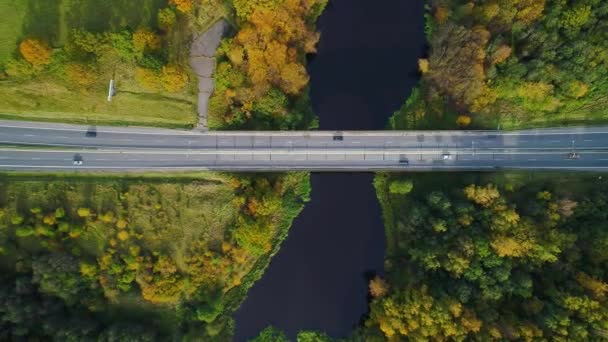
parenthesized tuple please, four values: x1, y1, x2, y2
(233, 1, 426, 340)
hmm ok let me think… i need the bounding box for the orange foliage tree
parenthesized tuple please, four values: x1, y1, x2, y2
(19, 38, 52, 67)
(170, 0, 193, 13)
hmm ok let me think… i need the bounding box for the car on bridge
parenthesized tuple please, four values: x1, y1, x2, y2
(567, 152, 580, 159)
(73, 154, 83, 165)
(399, 155, 409, 166)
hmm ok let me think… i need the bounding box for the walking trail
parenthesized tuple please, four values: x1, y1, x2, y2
(190, 20, 231, 130)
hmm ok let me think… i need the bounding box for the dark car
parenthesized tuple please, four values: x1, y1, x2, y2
(399, 155, 409, 165)
(333, 133, 343, 141)
(85, 127, 97, 137)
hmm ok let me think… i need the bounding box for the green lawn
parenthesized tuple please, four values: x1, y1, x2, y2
(0, 1, 27, 66)
(0, 79, 197, 128)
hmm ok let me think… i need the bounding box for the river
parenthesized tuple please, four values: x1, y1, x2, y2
(232, 0, 426, 340)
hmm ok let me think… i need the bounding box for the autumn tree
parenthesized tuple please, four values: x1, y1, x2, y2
(160, 65, 188, 92)
(19, 38, 52, 67)
(170, 0, 193, 13)
(369, 276, 389, 298)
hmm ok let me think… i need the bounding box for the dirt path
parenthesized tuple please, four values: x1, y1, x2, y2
(190, 20, 231, 130)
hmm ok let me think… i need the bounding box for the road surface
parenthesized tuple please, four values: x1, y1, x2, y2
(0, 120, 607, 172)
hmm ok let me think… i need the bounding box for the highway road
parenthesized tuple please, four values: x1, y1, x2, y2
(1, 120, 608, 171)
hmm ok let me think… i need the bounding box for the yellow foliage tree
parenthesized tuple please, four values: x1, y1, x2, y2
(456, 115, 472, 126)
(418, 58, 430, 74)
(464, 184, 500, 207)
(170, 0, 193, 13)
(133, 29, 161, 56)
(77, 208, 91, 217)
(369, 276, 389, 298)
(160, 65, 188, 93)
(19, 38, 52, 66)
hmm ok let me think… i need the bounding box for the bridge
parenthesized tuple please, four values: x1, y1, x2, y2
(1, 120, 608, 172)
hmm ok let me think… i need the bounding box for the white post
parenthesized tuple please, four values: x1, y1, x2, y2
(107, 79, 115, 102)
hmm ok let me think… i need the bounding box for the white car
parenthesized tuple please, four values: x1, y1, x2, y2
(73, 160, 83, 165)
(442, 153, 452, 160)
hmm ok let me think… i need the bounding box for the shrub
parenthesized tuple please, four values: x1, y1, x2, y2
(19, 38, 52, 66)
(65, 63, 97, 89)
(15, 226, 35, 237)
(117, 231, 130, 241)
(55, 208, 66, 219)
(10, 215, 24, 225)
(77, 208, 91, 217)
(160, 65, 188, 92)
(456, 115, 472, 127)
(135, 67, 161, 91)
(158, 8, 177, 30)
(170, 0, 193, 13)
(389, 180, 414, 195)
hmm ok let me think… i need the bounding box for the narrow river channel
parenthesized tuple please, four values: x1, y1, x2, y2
(233, 1, 426, 340)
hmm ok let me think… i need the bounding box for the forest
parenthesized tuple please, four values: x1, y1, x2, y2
(0, 172, 311, 340)
(365, 172, 608, 341)
(392, 0, 608, 130)
(208, 0, 326, 129)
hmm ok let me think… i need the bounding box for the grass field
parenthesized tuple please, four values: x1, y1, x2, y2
(0, 0, 229, 128)
(0, 1, 26, 66)
(0, 79, 197, 128)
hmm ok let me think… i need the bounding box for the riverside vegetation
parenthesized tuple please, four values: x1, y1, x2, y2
(365, 173, 608, 341)
(392, 0, 608, 130)
(0, 172, 310, 339)
(364, 1, 608, 341)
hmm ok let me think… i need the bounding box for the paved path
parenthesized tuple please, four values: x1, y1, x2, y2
(0, 120, 607, 172)
(190, 20, 231, 130)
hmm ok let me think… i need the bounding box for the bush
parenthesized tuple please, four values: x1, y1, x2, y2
(19, 38, 52, 66)
(16, 226, 35, 237)
(158, 8, 177, 30)
(77, 208, 91, 218)
(456, 115, 472, 126)
(10, 215, 24, 225)
(389, 180, 414, 195)
(160, 65, 188, 93)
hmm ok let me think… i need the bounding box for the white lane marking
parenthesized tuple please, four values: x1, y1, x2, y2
(520, 140, 528, 143)
(584, 140, 593, 142)
(549, 140, 560, 143)
(24, 134, 34, 137)
(528, 159, 537, 161)
(31, 158, 41, 160)
(351, 141, 361, 144)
